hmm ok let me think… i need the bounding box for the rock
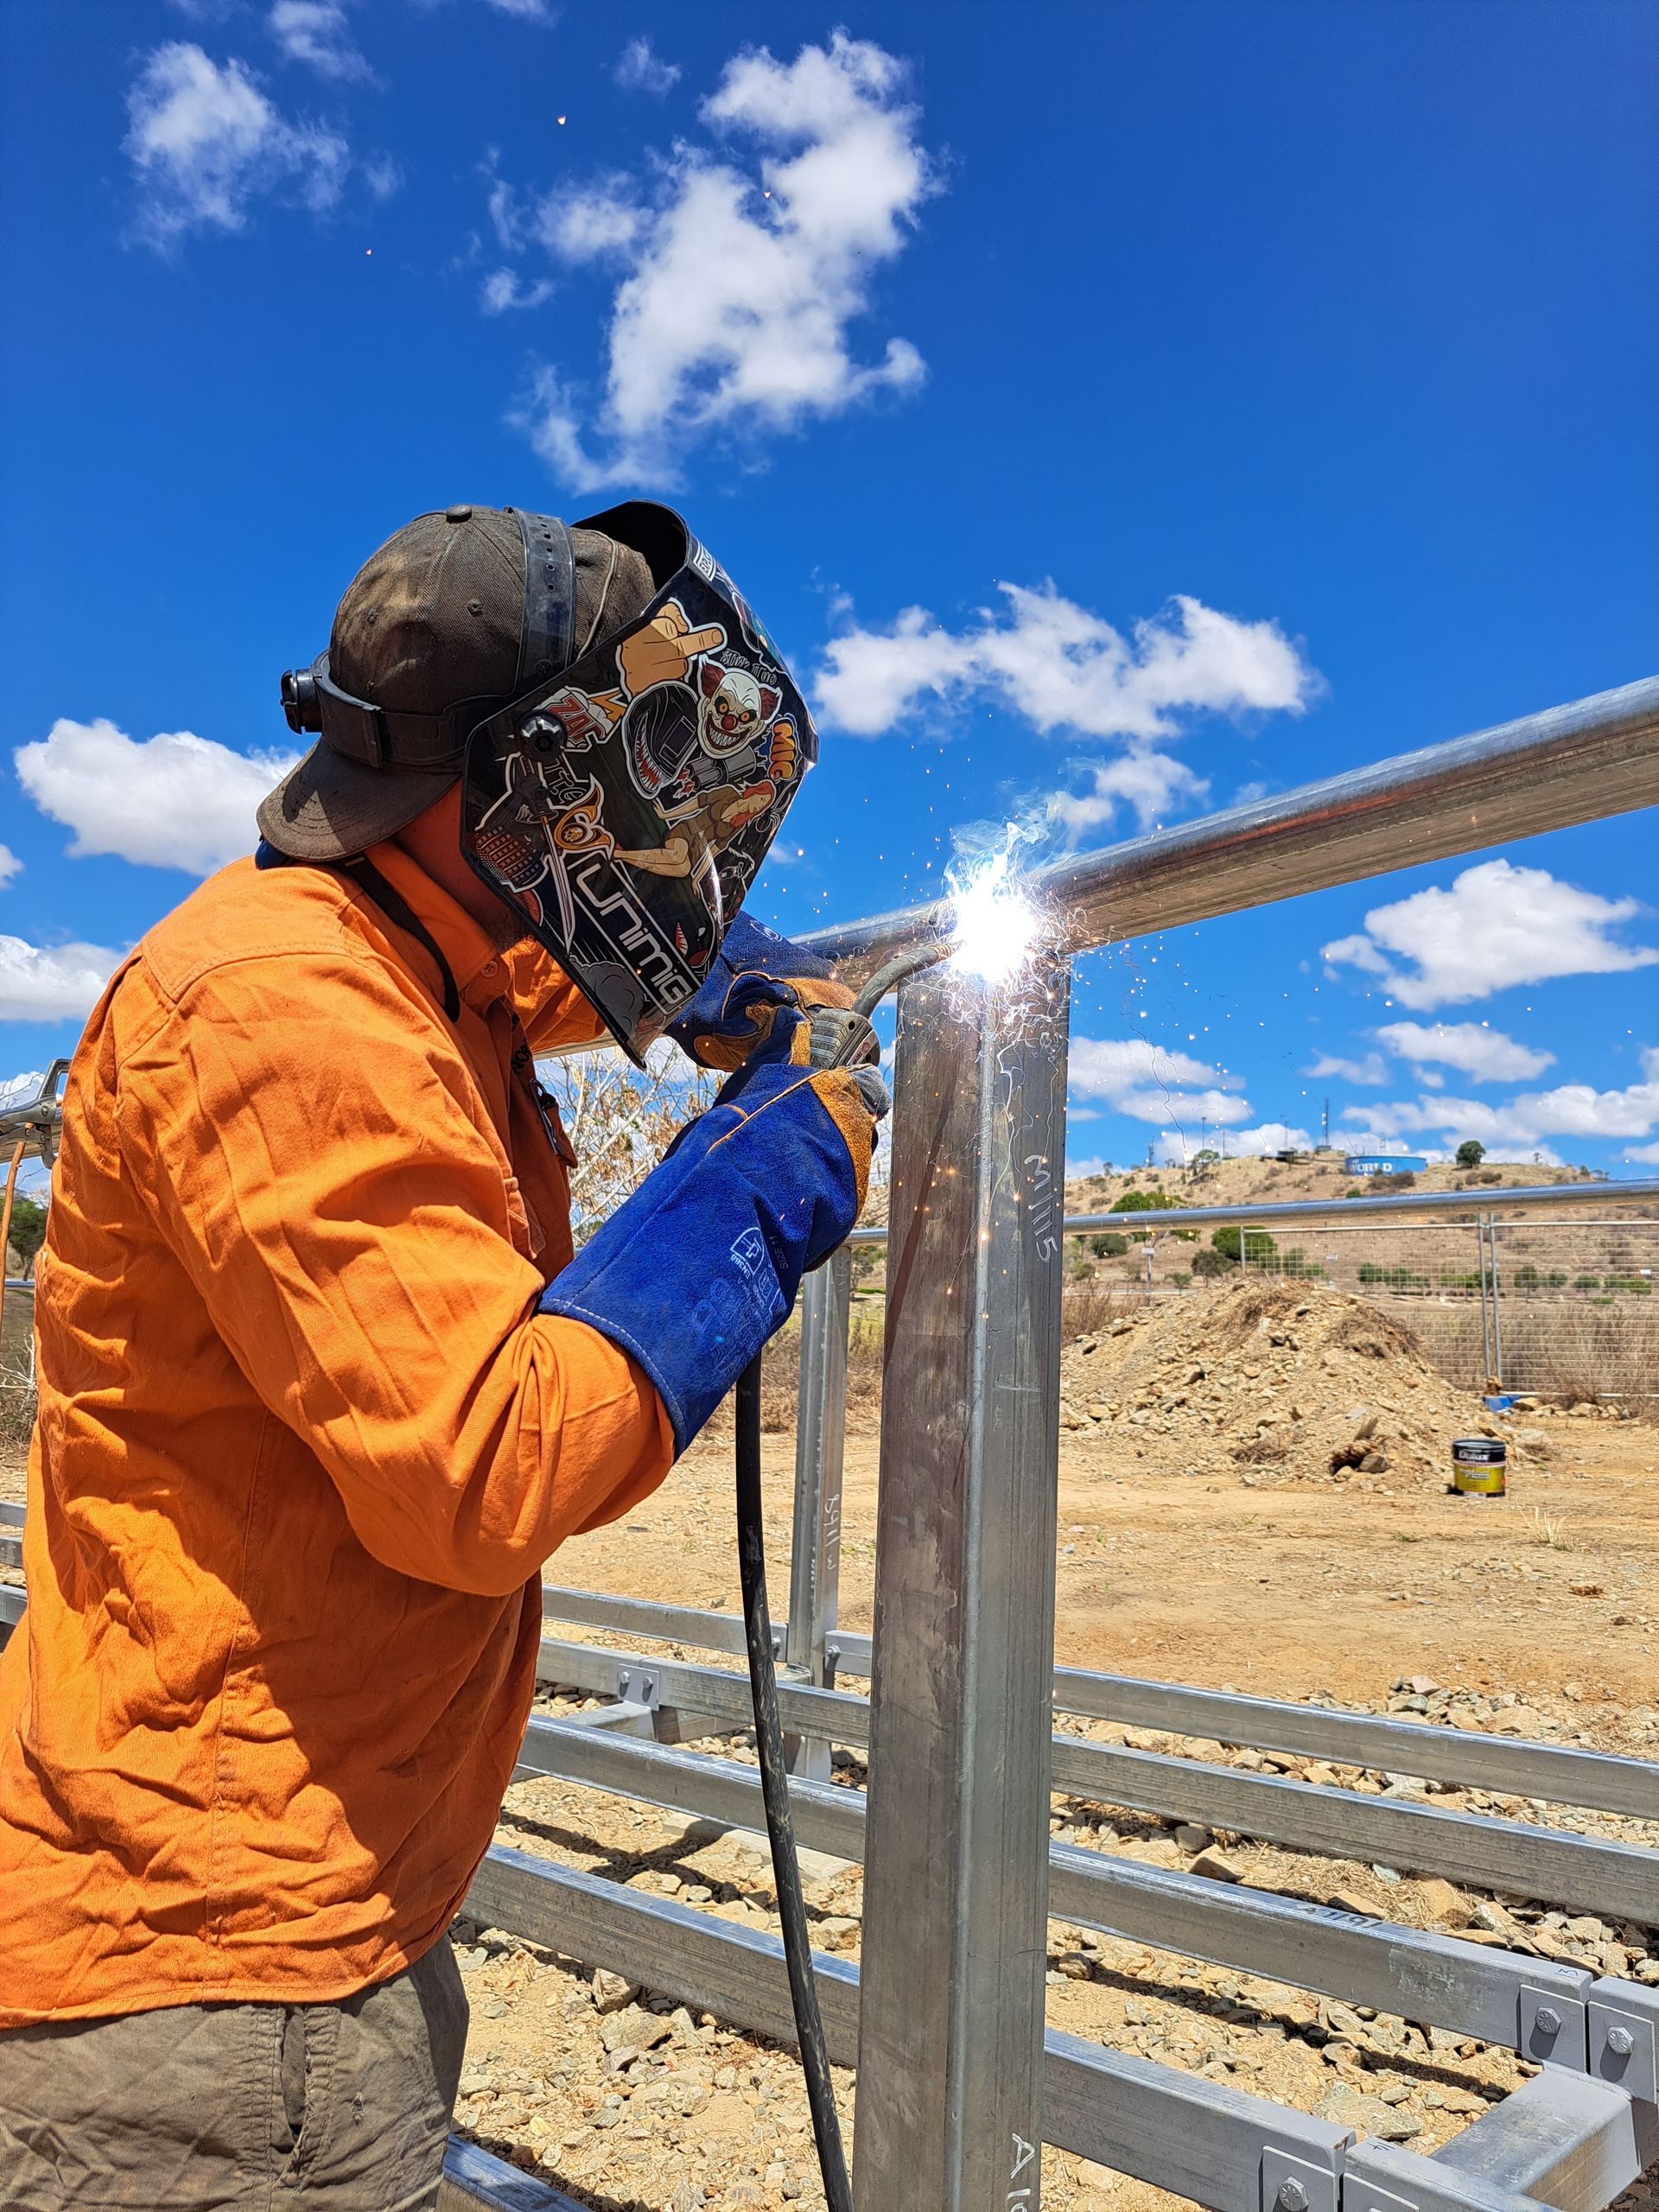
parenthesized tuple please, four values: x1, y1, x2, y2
(1330, 1889, 1382, 1917)
(1569, 1583, 1605, 1599)
(1416, 1877, 1475, 1928)
(1314, 2085, 1423, 2139)
(601, 2003, 671, 2055)
(1077, 2158, 1119, 2190)
(1190, 1847, 1244, 1883)
(480, 1998, 507, 2019)
(1173, 1823, 1211, 1852)
(591, 1969, 639, 2014)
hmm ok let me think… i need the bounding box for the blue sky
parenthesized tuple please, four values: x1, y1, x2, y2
(3, 1, 1656, 1182)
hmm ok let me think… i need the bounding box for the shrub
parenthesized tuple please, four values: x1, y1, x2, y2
(1090, 1232, 1128, 1257)
(1211, 1225, 1277, 1266)
(1190, 1246, 1231, 1280)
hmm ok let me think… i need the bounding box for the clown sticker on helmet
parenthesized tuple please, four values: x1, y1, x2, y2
(461, 504, 818, 1063)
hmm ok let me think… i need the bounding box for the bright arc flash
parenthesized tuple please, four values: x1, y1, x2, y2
(944, 837, 1040, 988)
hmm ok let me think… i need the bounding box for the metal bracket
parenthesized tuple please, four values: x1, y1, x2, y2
(1340, 2176, 1416, 2212)
(1263, 2145, 1339, 2212)
(1588, 1997, 1657, 2107)
(613, 1668, 660, 1710)
(1519, 1983, 1588, 2071)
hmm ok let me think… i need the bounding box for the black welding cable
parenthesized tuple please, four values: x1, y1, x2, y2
(735, 1354, 853, 2212)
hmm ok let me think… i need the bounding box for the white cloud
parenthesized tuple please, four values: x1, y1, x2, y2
(1623, 1141, 1659, 1165)
(1374, 1020, 1554, 1082)
(268, 1, 372, 80)
(1069, 1036, 1254, 1128)
(514, 32, 935, 488)
(1046, 749, 1209, 841)
(0, 939, 121, 1024)
(615, 35, 680, 94)
(818, 586, 1319, 743)
(0, 848, 20, 891)
(480, 267, 554, 314)
(0, 1070, 45, 1111)
(480, 0, 552, 16)
(1157, 1122, 1313, 1165)
(16, 718, 298, 876)
(1322, 860, 1658, 1011)
(363, 152, 404, 200)
(125, 41, 350, 249)
(1305, 1051, 1388, 1085)
(1344, 1050, 1659, 1154)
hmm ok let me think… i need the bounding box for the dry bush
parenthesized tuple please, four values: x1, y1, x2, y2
(538, 1047, 718, 1246)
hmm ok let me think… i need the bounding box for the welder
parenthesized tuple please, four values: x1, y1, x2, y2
(0, 501, 885, 2209)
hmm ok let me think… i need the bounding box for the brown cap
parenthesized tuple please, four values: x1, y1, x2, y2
(257, 504, 654, 861)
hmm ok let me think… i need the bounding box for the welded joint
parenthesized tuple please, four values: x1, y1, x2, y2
(1262, 2144, 1340, 2212)
(1520, 1984, 1588, 2072)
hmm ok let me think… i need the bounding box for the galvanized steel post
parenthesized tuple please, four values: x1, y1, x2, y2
(784, 1246, 853, 1780)
(854, 956, 1070, 2212)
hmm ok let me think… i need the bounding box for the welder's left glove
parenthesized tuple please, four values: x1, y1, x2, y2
(540, 1008, 887, 1452)
(668, 912, 858, 1071)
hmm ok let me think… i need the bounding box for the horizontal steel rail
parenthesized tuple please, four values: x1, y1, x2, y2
(513, 1715, 1598, 2056)
(844, 1177, 1659, 1243)
(799, 675, 1659, 974)
(439, 2138, 582, 2212)
(535, 1590, 1659, 1819)
(534, 1637, 1657, 1923)
(465, 1842, 1355, 2212)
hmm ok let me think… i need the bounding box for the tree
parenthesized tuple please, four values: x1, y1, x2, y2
(4, 1197, 46, 1276)
(1110, 1188, 1177, 1214)
(1456, 1140, 1485, 1169)
(1190, 1245, 1231, 1280)
(1210, 1225, 1277, 1267)
(1090, 1231, 1128, 1257)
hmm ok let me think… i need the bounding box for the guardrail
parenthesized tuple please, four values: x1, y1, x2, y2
(4, 679, 1658, 2212)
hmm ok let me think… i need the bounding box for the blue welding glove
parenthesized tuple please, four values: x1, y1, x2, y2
(540, 1008, 887, 1452)
(667, 912, 858, 1072)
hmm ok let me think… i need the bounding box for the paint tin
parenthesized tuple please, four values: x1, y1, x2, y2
(1452, 1437, 1507, 1497)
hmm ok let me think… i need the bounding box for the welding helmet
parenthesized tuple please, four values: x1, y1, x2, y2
(460, 501, 819, 1062)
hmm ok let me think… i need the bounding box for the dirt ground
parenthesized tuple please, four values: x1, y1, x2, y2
(3, 1332, 1656, 2212)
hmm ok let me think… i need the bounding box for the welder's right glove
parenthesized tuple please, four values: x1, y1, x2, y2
(538, 1009, 888, 1452)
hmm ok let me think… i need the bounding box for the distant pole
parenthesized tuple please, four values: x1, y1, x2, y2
(0, 1140, 23, 1349)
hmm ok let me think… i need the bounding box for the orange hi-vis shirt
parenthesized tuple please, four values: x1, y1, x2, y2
(0, 842, 675, 2025)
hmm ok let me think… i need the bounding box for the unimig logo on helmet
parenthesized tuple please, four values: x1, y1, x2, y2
(462, 503, 820, 1065)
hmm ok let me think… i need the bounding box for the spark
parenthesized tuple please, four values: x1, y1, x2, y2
(944, 828, 1041, 988)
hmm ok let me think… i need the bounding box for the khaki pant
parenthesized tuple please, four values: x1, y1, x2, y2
(0, 1942, 467, 2210)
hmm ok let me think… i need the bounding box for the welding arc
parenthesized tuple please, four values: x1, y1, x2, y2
(734, 1356, 853, 2212)
(732, 938, 950, 2212)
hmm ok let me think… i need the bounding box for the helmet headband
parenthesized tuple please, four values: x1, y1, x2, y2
(461, 504, 818, 1062)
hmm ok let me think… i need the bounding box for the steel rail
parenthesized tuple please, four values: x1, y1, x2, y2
(533, 1637, 1658, 1923)
(843, 1177, 1659, 1243)
(530, 1591, 1659, 1819)
(798, 675, 1659, 976)
(512, 1714, 1600, 2057)
(439, 2139, 582, 2212)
